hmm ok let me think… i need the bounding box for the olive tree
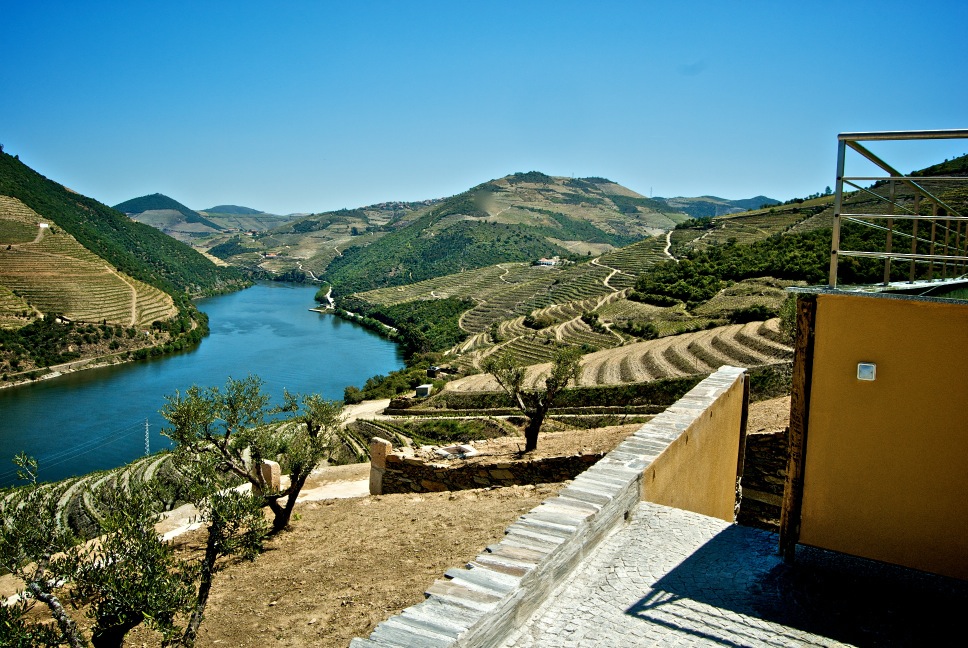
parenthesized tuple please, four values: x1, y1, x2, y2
(0, 454, 85, 648)
(69, 485, 196, 647)
(161, 374, 345, 533)
(0, 455, 266, 648)
(483, 347, 582, 452)
(176, 471, 267, 647)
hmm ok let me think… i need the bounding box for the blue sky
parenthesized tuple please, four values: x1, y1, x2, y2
(2, 1, 966, 214)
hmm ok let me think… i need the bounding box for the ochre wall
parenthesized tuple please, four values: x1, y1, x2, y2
(799, 294, 968, 579)
(642, 374, 745, 522)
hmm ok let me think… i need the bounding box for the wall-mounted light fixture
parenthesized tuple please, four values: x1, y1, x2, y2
(857, 362, 876, 381)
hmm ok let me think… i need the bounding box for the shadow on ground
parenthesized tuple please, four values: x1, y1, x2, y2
(627, 525, 968, 647)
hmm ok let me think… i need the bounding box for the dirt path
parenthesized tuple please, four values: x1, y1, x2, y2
(29, 223, 48, 244)
(342, 398, 391, 424)
(109, 268, 139, 325)
(663, 229, 677, 261)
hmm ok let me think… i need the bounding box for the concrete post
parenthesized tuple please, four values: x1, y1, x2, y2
(369, 437, 392, 495)
(259, 459, 281, 492)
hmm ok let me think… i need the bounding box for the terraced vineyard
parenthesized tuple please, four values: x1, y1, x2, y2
(672, 210, 813, 255)
(0, 452, 184, 540)
(693, 277, 801, 317)
(458, 262, 616, 334)
(596, 235, 673, 276)
(352, 263, 518, 306)
(0, 283, 34, 327)
(0, 196, 176, 326)
(446, 319, 792, 391)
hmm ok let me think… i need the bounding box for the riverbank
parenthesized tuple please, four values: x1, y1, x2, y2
(0, 283, 404, 486)
(0, 348, 139, 390)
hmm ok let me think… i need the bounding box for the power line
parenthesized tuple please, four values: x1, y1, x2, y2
(0, 419, 146, 484)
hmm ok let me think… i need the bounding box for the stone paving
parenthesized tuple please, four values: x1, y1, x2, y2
(501, 502, 968, 647)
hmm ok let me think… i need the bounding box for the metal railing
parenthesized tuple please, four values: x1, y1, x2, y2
(829, 129, 968, 288)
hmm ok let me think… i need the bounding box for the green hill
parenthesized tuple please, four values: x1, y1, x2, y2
(200, 204, 264, 215)
(654, 195, 779, 219)
(115, 193, 223, 231)
(312, 173, 690, 294)
(0, 152, 244, 299)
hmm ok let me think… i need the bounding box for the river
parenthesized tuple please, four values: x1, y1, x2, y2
(0, 283, 403, 487)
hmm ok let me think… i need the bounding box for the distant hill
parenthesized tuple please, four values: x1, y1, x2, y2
(201, 204, 264, 215)
(653, 195, 779, 219)
(316, 172, 693, 294)
(911, 153, 968, 177)
(211, 172, 694, 290)
(0, 152, 244, 301)
(115, 193, 223, 231)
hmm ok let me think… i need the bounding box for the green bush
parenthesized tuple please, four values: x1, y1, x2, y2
(628, 291, 681, 307)
(616, 320, 659, 339)
(728, 305, 778, 324)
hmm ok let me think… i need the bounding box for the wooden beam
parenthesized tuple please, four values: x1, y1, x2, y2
(779, 294, 817, 562)
(735, 372, 750, 521)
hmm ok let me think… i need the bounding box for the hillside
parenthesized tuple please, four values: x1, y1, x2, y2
(0, 152, 245, 300)
(339, 154, 968, 399)
(0, 195, 177, 329)
(0, 151, 249, 381)
(207, 199, 440, 278)
(115, 192, 225, 245)
(314, 173, 692, 294)
(114, 193, 218, 227)
(201, 204, 264, 215)
(656, 195, 779, 218)
(119, 196, 301, 249)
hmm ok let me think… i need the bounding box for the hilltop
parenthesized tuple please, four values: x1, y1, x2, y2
(202, 173, 777, 290)
(200, 204, 265, 215)
(118, 194, 301, 250)
(115, 193, 218, 227)
(115, 192, 224, 242)
(318, 172, 675, 294)
(656, 194, 779, 218)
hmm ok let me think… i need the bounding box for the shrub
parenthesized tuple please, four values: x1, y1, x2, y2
(628, 291, 681, 307)
(728, 305, 778, 324)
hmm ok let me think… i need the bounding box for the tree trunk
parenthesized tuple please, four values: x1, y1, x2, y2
(270, 474, 308, 533)
(27, 582, 86, 648)
(91, 616, 140, 648)
(523, 413, 544, 452)
(181, 526, 220, 647)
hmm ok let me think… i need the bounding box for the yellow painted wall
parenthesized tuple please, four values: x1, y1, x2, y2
(799, 293, 968, 579)
(642, 375, 745, 522)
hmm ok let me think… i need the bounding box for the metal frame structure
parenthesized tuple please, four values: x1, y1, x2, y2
(829, 129, 968, 288)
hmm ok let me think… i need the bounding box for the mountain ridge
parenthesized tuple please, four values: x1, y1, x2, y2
(205, 172, 700, 290)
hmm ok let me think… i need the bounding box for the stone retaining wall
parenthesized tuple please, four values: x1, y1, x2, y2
(738, 430, 788, 530)
(369, 445, 604, 495)
(352, 366, 749, 648)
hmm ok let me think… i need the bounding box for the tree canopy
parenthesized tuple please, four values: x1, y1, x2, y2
(483, 346, 582, 452)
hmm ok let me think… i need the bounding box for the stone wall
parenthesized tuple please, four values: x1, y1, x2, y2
(369, 444, 604, 495)
(737, 430, 787, 530)
(353, 366, 749, 648)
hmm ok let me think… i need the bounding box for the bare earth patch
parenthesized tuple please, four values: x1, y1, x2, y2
(748, 395, 790, 434)
(154, 484, 564, 647)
